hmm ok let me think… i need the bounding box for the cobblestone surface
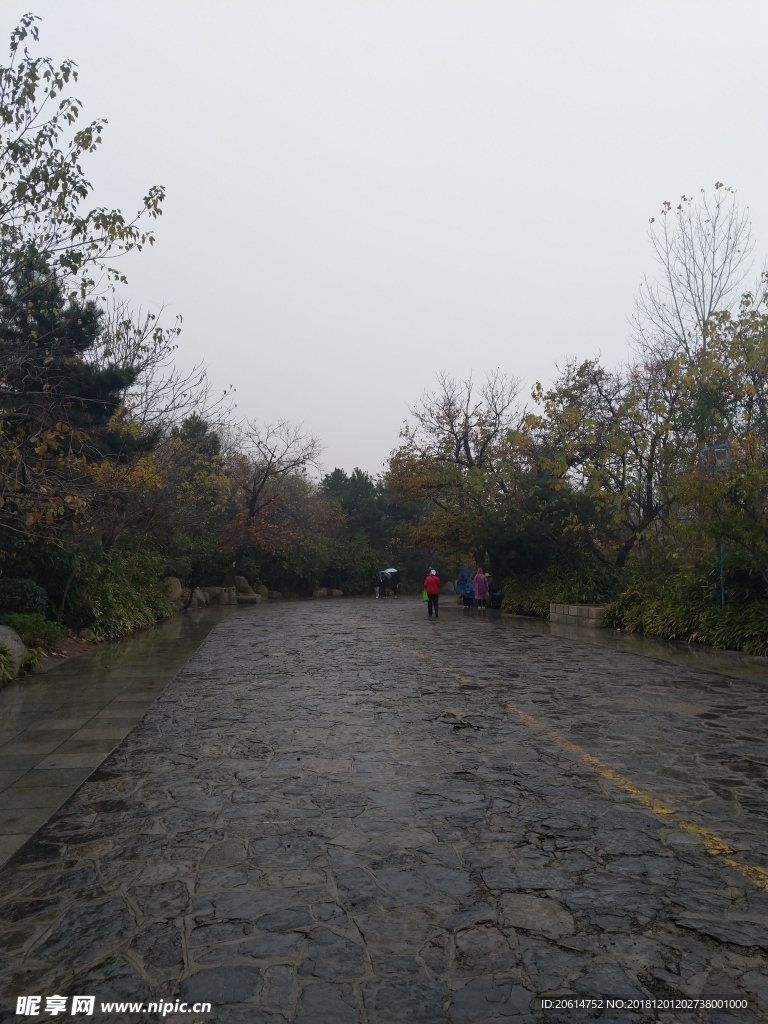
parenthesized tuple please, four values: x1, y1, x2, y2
(0, 599, 767, 1022)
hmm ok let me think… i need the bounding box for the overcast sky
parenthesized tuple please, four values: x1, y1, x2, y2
(5, 2, 767, 473)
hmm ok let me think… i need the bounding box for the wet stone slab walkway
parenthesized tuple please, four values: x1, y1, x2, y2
(0, 599, 767, 1023)
(0, 609, 232, 868)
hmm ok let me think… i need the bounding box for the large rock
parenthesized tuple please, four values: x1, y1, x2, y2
(440, 580, 455, 595)
(256, 585, 269, 599)
(268, 591, 282, 601)
(203, 587, 225, 605)
(189, 588, 208, 608)
(162, 576, 185, 610)
(330, 589, 343, 597)
(234, 576, 261, 603)
(162, 577, 183, 601)
(313, 588, 328, 599)
(0, 625, 28, 678)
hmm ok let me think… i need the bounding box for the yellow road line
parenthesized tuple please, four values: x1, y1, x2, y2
(399, 641, 768, 893)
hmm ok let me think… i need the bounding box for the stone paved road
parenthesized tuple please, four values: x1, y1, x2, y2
(1, 599, 767, 1023)
(0, 610, 231, 868)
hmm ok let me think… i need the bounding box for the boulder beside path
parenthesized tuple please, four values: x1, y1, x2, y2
(235, 576, 262, 604)
(0, 625, 28, 679)
(162, 576, 185, 611)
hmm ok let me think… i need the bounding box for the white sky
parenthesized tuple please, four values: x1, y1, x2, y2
(6, 1, 768, 473)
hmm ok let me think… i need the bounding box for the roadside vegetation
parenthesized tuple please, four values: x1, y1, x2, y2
(0, 16, 427, 643)
(1, 17, 766, 656)
(388, 190, 768, 654)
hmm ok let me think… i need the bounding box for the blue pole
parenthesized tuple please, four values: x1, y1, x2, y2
(720, 539, 726, 607)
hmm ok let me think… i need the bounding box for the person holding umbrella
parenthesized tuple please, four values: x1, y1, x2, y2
(379, 568, 398, 598)
(423, 568, 441, 618)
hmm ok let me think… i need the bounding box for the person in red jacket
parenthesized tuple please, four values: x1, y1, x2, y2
(423, 568, 441, 618)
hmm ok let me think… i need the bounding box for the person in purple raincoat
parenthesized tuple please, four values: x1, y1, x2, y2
(473, 566, 489, 611)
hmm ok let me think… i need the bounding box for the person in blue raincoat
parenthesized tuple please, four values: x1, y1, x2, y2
(455, 567, 474, 607)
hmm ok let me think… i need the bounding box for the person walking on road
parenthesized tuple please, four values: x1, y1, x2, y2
(423, 569, 441, 618)
(378, 568, 399, 599)
(473, 566, 489, 611)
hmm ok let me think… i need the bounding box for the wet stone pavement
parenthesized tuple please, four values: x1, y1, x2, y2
(1, 599, 767, 1023)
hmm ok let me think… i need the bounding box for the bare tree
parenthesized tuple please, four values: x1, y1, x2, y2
(388, 371, 522, 560)
(631, 183, 756, 357)
(89, 299, 233, 430)
(233, 419, 323, 520)
(65, 300, 236, 552)
(402, 369, 520, 471)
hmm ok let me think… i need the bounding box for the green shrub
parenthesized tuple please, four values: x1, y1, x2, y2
(0, 614, 66, 649)
(605, 570, 768, 656)
(0, 578, 47, 615)
(255, 535, 387, 596)
(320, 538, 388, 595)
(62, 550, 173, 639)
(0, 644, 14, 684)
(23, 647, 46, 670)
(501, 562, 617, 618)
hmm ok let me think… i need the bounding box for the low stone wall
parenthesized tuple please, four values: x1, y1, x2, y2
(549, 603, 606, 628)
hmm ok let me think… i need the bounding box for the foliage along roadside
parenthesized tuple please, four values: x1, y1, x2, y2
(0, 18, 434, 641)
(604, 573, 768, 657)
(389, 187, 768, 657)
(0, 613, 66, 649)
(500, 568, 768, 656)
(3, 18, 766, 656)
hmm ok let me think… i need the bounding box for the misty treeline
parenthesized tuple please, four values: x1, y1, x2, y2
(390, 186, 768, 653)
(0, 17, 430, 640)
(3, 17, 767, 656)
